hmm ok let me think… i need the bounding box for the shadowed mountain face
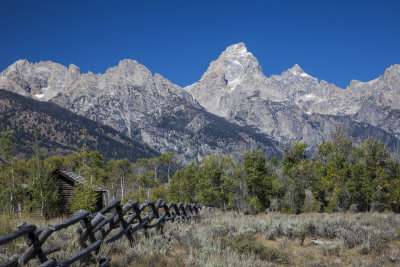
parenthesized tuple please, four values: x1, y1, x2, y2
(0, 89, 158, 161)
(0, 43, 399, 161)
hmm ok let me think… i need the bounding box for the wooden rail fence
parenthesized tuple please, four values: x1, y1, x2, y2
(0, 199, 201, 266)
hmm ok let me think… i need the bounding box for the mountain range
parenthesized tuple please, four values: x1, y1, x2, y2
(1, 43, 399, 162)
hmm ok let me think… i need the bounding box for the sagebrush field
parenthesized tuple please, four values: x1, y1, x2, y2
(1, 210, 400, 266)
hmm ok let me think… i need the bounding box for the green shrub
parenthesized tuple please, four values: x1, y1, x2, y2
(69, 184, 98, 213)
(221, 233, 290, 264)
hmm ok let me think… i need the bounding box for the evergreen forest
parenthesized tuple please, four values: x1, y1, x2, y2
(1, 127, 400, 218)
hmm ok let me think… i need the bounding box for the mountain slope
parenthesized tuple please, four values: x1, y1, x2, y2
(0, 60, 282, 162)
(1, 44, 399, 160)
(0, 89, 158, 161)
(185, 43, 400, 154)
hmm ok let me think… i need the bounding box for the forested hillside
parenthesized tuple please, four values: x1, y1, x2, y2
(0, 89, 158, 161)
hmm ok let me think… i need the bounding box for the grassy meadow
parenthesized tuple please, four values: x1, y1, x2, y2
(1, 210, 400, 266)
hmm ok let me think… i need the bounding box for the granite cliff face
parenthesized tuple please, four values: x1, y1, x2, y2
(186, 43, 400, 153)
(0, 58, 281, 163)
(1, 43, 399, 160)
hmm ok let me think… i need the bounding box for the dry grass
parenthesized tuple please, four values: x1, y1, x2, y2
(1, 211, 400, 266)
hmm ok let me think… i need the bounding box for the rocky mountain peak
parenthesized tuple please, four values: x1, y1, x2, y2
(2, 59, 30, 75)
(118, 59, 140, 67)
(68, 63, 81, 73)
(222, 42, 250, 56)
(13, 59, 29, 67)
(202, 42, 263, 88)
(115, 59, 152, 75)
(284, 64, 313, 79)
(288, 63, 303, 73)
(383, 64, 400, 78)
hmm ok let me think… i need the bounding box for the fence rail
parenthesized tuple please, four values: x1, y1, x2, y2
(0, 199, 201, 267)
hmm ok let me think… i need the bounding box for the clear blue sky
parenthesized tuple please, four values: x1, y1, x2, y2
(1, 0, 399, 88)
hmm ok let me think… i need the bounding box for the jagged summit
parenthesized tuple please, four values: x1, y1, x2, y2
(0, 48, 399, 162)
(285, 64, 313, 78)
(383, 64, 400, 77)
(118, 59, 140, 66)
(287, 64, 303, 73)
(222, 42, 250, 56)
(206, 42, 262, 83)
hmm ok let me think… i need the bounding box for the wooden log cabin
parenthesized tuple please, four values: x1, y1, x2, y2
(50, 169, 106, 215)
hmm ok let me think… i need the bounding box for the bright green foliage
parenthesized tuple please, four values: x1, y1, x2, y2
(150, 185, 168, 202)
(0, 128, 16, 164)
(70, 183, 98, 213)
(311, 130, 354, 212)
(1, 123, 400, 215)
(168, 162, 199, 203)
(195, 154, 225, 207)
(0, 128, 17, 215)
(75, 151, 106, 184)
(122, 188, 149, 205)
(243, 150, 281, 212)
(137, 170, 159, 189)
(27, 138, 59, 218)
(282, 142, 313, 214)
(158, 152, 176, 182)
(106, 158, 132, 199)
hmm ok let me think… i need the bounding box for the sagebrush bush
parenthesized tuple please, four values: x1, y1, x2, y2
(221, 233, 290, 264)
(1, 211, 399, 266)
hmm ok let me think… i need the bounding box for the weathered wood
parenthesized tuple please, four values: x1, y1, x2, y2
(53, 211, 90, 231)
(146, 212, 167, 228)
(0, 246, 61, 267)
(178, 202, 188, 218)
(168, 202, 181, 219)
(57, 239, 102, 267)
(92, 215, 115, 235)
(0, 224, 36, 245)
(155, 199, 163, 209)
(185, 203, 194, 215)
(147, 201, 159, 220)
(98, 257, 111, 267)
(18, 225, 55, 265)
(105, 225, 132, 244)
(38, 257, 57, 267)
(310, 239, 341, 245)
(21, 225, 48, 264)
(102, 208, 124, 237)
(2, 257, 18, 267)
(79, 212, 105, 243)
(79, 217, 97, 248)
(115, 202, 134, 244)
(97, 199, 120, 215)
(43, 245, 61, 255)
(131, 219, 148, 234)
(95, 201, 133, 239)
(0, 198, 203, 267)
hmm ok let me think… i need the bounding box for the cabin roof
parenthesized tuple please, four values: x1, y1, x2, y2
(52, 169, 106, 193)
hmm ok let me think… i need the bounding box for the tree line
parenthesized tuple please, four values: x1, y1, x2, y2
(169, 129, 400, 214)
(1, 127, 399, 217)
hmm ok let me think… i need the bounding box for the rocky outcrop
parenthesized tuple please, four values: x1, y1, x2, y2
(186, 43, 400, 154)
(1, 43, 399, 160)
(0, 58, 281, 163)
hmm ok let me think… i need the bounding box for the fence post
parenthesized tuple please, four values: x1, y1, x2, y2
(114, 202, 134, 245)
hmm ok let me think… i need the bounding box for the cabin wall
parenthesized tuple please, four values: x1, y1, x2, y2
(96, 192, 104, 211)
(56, 177, 75, 215)
(51, 171, 105, 215)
